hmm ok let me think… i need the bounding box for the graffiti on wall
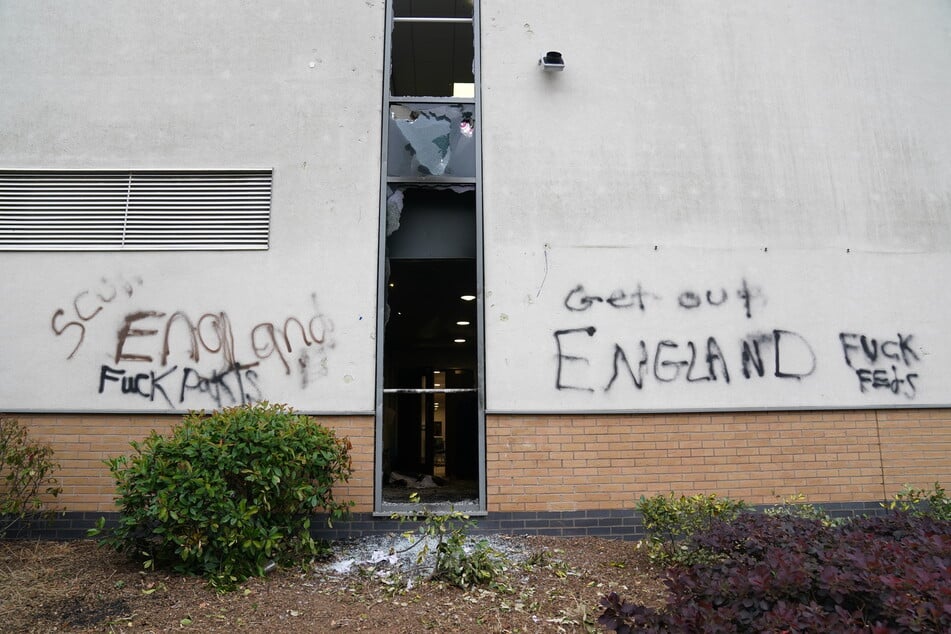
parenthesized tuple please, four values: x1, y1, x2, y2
(51, 277, 335, 408)
(563, 279, 764, 319)
(554, 279, 922, 400)
(839, 332, 919, 398)
(50, 275, 144, 359)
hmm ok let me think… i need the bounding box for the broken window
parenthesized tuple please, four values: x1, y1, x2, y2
(380, 189, 478, 507)
(388, 104, 475, 179)
(378, 1, 482, 513)
(383, 256, 478, 505)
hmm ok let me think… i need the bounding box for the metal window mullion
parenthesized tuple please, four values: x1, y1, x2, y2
(472, 0, 487, 514)
(393, 17, 471, 24)
(389, 96, 475, 105)
(374, 0, 397, 514)
(383, 388, 478, 394)
(385, 176, 476, 185)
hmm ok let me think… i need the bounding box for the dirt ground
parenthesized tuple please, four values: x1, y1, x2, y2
(0, 535, 667, 633)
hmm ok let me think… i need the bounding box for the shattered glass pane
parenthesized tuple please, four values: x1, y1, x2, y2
(388, 104, 476, 179)
(385, 187, 404, 236)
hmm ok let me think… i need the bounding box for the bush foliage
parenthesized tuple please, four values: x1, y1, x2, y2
(394, 493, 506, 589)
(884, 482, 951, 521)
(102, 403, 352, 587)
(601, 510, 951, 633)
(763, 492, 843, 525)
(636, 492, 747, 566)
(0, 416, 61, 536)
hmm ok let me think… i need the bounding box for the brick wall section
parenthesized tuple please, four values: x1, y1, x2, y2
(14, 408, 951, 516)
(323, 415, 375, 512)
(878, 408, 951, 493)
(486, 409, 951, 513)
(15, 413, 376, 513)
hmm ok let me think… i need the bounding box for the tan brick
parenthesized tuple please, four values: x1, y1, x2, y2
(22, 408, 951, 515)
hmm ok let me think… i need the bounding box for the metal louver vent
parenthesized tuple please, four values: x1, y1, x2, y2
(0, 170, 271, 251)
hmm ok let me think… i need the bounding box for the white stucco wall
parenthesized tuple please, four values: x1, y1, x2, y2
(0, 0, 385, 413)
(481, 0, 951, 411)
(3, 1, 950, 415)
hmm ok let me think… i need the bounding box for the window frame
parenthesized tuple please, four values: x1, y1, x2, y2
(374, 0, 486, 515)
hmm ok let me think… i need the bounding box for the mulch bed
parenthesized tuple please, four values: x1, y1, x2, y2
(0, 535, 667, 633)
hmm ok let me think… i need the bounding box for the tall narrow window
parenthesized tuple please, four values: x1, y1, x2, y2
(376, 0, 484, 513)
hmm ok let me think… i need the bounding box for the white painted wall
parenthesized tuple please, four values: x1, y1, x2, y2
(0, 1, 385, 413)
(3, 1, 950, 415)
(481, 1, 951, 411)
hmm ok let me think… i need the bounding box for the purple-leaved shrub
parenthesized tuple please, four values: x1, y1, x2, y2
(600, 512, 951, 633)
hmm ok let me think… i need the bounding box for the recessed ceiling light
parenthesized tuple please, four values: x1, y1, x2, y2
(388, 282, 394, 287)
(433, 370, 441, 374)
(460, 294, 476, 301)
(456, 320, 470, 326)
(454, 338, 466, 343)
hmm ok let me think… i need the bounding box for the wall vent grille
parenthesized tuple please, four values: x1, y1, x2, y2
(0, 170, 272, 251)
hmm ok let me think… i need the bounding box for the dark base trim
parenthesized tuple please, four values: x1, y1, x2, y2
(6, 501, 888, 542)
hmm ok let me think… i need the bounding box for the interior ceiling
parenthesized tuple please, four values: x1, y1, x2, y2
(394, 0, 472, 19)
(385, 258, 477, 359)
(390, 4, 474, 97)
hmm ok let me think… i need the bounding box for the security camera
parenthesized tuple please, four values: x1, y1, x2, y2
(539, 51, 565, 72)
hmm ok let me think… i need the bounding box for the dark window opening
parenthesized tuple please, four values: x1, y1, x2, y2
(394, 0, 472, 18)
(390, 23, 474, 97)
(390, 0, 475, 98)
(380, 0, 481, 512)
(382, 189, 478, 505)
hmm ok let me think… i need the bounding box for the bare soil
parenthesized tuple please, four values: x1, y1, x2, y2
(0, 536, 666, 633)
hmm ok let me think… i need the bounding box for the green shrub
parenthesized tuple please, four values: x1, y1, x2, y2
(884, 482, 951, 521)
(764, 492, 842, 525)
(102, 403, 352, 588)
(393, 492, 506, 589)
(0, 416, 61, 536)
(636, 492, 746, 566)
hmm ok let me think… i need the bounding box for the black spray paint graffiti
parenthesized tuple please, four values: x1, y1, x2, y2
(564, 278, 764, 319)
(50, 275, 144, 359)
(554, 280, 922, 399)
(47, 275, 338, 408)
(554, 328, 815, 393)
(839, 333, 919, 399)
(98, 362, 263, 409)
